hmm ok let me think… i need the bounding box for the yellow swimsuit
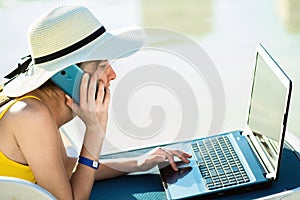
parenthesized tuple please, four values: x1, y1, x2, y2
(0, 95, 40, 183)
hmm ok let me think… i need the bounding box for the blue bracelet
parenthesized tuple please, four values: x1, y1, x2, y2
(78, 156, 100, 169)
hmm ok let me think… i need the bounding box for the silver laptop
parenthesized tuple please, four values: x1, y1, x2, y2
(159, 43, 292, 199)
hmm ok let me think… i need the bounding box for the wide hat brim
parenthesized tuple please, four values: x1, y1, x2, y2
(4, 26, 146, 97)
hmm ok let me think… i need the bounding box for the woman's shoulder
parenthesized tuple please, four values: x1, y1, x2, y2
(2, 97, 53, 127)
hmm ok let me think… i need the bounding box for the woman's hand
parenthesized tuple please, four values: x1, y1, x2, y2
(66, 73, 110, 133)
(136, 147, 192, 172)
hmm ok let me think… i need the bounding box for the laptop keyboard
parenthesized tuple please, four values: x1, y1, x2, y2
(191, 136, 250, 190)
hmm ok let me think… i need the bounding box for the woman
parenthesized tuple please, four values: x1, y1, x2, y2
(0, 5, 191, 199)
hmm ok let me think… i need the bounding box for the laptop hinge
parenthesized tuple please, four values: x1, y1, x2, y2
(242, 126, 275, 179)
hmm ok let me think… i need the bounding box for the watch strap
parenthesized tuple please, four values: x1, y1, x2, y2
(78, 156, 99, 169)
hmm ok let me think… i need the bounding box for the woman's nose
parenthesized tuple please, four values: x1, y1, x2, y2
(100, 65, 116, 87)
(107, 67, 116, 81)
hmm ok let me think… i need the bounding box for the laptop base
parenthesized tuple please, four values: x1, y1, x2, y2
(159, 131, 272, 200)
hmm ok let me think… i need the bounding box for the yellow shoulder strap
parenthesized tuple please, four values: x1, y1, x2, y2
(0, 95, 41, 120)
(17, 95, 41, 101)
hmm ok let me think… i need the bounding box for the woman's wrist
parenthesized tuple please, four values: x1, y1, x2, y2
(85, 123, 103, 133)
(78, 156, 100, 169)
(81, 127, 105, 160)
(80, 144, 101, 162)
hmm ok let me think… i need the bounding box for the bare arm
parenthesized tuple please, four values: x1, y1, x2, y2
(65, 147, 192, 181)
(13, 103, 75, 199)
(13, 73, 110, 199)
(66, 73, 110, 198)
(13, 104, 106, 199)
(95, 147, 192, 180)
(63, 146, 193, 183)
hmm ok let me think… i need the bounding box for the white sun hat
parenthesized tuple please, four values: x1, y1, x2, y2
(4, 4, 146, 97)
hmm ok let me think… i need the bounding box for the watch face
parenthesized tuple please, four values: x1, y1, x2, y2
(92, 161, 99, 169)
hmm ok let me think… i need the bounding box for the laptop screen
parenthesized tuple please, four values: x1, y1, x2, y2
(247, 44, 291, 178)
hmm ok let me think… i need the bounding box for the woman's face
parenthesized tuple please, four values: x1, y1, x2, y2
(80, 60, 116, 88)
(60, 60, 116, 124)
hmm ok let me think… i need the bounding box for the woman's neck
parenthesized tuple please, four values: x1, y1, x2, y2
(25, 89, 73, 127)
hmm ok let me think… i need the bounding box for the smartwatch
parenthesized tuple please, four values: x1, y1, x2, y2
(78, 156, 100, 169)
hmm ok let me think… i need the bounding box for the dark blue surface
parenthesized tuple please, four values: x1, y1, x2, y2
(90, 174, 166, 200)
(90, 144, 300, 200)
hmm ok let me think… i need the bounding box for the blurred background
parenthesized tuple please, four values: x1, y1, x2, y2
(0, 0, 299, 152)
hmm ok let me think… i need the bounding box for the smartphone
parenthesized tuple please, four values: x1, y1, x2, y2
(51, 64, 84, 104)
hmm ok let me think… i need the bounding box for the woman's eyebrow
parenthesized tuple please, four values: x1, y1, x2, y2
(97, 60, 107, 69)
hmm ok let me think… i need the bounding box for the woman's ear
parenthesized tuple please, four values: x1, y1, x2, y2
(65, 94, 80, 115)
(65, 94, 73, 107)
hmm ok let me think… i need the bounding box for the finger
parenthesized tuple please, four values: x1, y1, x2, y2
(170, 149, 192, 158)
(80, 73, 90, 106)
(88, 73, 98, 103)
(169, 150, 191, 164)
(183, 152, 193, 158)
(96, 81, 105, 103)
(162, 149, 178, 171)
(103, 87, 110, 107)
